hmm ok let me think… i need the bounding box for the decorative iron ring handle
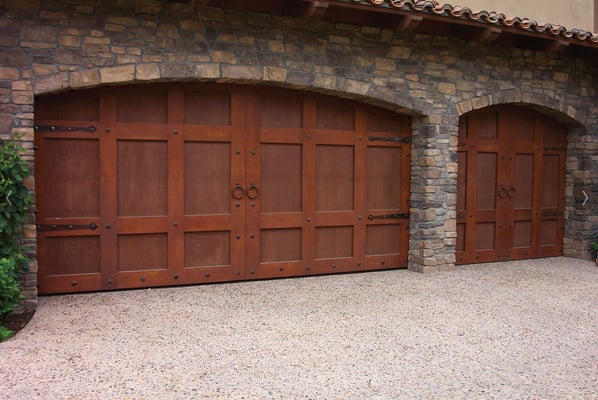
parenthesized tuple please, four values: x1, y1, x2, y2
(231, 183, 245, 199)
(498, 185, 508, 198)
(246, 184, 259, 200)
(507, 186, 516, 198)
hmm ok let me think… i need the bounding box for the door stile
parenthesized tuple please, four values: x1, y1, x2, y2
(455, 116, 471, 264)
(230, 91, 248, 279)
(302, 97, 317, 275)
(167, 90, 185, 284)
(99, 94, 118, 290)
(530, 116, 551, 258)
(353, 108, 368, 271)
(243, 91, 260, 279)
(498, 113, 514, 260)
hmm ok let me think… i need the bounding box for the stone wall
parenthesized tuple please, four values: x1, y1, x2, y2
(0, 0, 596, 309)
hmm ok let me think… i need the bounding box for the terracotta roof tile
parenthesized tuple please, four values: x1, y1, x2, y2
(351, 0, 598, 44)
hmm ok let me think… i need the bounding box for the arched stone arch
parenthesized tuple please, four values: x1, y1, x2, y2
(455, 90, 587, 128)
(31, 64, 434, 118)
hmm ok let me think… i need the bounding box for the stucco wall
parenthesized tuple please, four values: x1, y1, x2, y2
(0, 0, 596, 310)
(459, 0, 595, 32)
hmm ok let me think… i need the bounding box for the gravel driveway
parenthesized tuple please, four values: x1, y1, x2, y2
(1, 257, 597, 399)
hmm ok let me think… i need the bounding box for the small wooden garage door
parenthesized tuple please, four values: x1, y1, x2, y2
(35, 84, 411, 294)
(456, 105, 566, 264)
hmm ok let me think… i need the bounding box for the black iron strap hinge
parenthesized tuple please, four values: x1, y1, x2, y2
(34, 125, 97, 133)
(368, 136, 411, 144)
(368, 213, 410, 220)
(37, 223, 98, 232)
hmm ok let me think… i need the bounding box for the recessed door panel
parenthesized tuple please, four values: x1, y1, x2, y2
(260, 228, 302, 263)
(367, 147, 402, 210)
(117, 140, 168, 217)
(476, 152, 498, 211)
(118, 233, 168, 272)
(316, 145, 354, 212)
(42, 139, 100, 218)
(316, 226, 354, 259)
(260, 144, 302, 213)
(184, 142, 231, 215)
(184, 231, 231, 267)
(43, 236, 101, 275)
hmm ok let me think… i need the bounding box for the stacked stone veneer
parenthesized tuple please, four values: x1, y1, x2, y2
(0, 0, 596, 310)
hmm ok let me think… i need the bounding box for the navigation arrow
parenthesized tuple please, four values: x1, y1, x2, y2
(582, 190, 589, 206)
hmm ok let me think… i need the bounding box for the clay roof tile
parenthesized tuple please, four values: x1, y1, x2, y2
(355, 0, 598, 44)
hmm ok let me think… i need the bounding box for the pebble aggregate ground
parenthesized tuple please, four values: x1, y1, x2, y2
(1, 257, 597, 400)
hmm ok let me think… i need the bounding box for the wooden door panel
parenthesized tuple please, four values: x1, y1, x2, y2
(475, 152, 498, 211)
(513, 153, 534, 210)
(260, 143, 302, 213)
(43, 236, 100, 275)
(117, 140, 168, 217)
(315, 145, 355, 212)
(315, 226, 354, 259)
(316, 97, 355, 131)
(117, 233, 168, 271)
(116, 90, 168, 123)
(366, 225, 402, 255)
(540, 155, 561, 208)
(184, 141, 231, 215)
(184, 90, 231, 125)
(41, 138, 100, 218)
(260, 94, 303, 128)
(36, 92, 100, 121)
(470, 110, 498, 140)
(184, 231, 231, 267)
(367, 146, 403, 210)
(260, 228, 302, 262)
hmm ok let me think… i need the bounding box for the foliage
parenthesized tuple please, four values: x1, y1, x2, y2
(0, 325, 14, 341)
(0, 140, 32, 340)
(591, 232, 598, 255)
(0, 255, 25, 320)
(0, 140, 32, 261)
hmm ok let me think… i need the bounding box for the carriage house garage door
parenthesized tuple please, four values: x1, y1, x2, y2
(35, 84, 412, 294)
(456, 106, 566, 265)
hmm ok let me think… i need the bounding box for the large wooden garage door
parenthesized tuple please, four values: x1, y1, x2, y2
(456, 105, 566, 264)
(35, 84, 411, 294)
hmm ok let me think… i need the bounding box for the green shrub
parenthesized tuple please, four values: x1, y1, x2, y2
(0, 140, 32, 340)
(591, 232, 598, 259)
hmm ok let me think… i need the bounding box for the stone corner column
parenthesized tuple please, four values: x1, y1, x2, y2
(407, 118, 458, 273)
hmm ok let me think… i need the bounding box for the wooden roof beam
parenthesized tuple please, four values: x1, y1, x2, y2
(394, 14, 423, 32)
(472, 27, 502, 43)
(305, 0, 329, 19)
(544, 39, 570, 53)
